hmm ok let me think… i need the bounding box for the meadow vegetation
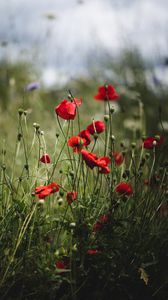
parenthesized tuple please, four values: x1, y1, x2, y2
(0, 54, 168, 299)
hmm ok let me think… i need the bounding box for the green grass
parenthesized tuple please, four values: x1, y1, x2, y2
(0, 57, 168, 299)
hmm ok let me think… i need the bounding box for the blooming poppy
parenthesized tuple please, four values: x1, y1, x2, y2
(55, 258, 69, 274)
(115, 182, 133, 196)
(55, 98, 82, 120)
(78, 129, 91, 146)
(87, 249, 101, 255)
(35, 182, 59, 199)
(81, 149, 98, 169)
(66, 191, 78, 204)
(143, 136, 163, 150)
(55, 260, 66, 269)
(87, 121, 105, 135)
(112, 151, 124, 166)
(93, 221, 103, 232)
(93, 214, 109, 233)
(40, 153, 51, 164)
(81, 150, 110, 173)
(94, 84, 119, 101)
(96, 157, 110, 174)
(68, 136, 86, 153)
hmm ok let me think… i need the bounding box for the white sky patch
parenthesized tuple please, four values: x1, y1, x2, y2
(0, 0, 168, 85)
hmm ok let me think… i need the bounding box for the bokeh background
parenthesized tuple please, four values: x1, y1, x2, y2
(0, 0, 168, 148)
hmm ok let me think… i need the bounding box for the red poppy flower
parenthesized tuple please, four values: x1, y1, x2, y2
(78, 129, 91, 146)
(87, 121, 105, 135)
(55, 98, 82, 120)
(66, 191, 78, 204)
(68, 136, 86, 153)
(94, 84, 119, 101)
(93, 214, 109, 233)
(87, 249, 101, 255)
(112, 151, 124, 166)
(81, 149, 98, 169)
(40, 153, 51, 164)
(96, 157, 111, 174)
(143, 136, 163, 149)
(35, 182, 59, 199)
(99, 214, 109, 223)
(93, 221, 103, 232)
(115, 182, 133, 196)
(55, 260, 66, 269)
(81, 150, 110, 173)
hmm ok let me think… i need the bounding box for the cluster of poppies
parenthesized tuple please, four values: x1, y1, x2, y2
(67, 120, 105, 153)
(35, 182, 78, 204)
(35, 84, 164, 206)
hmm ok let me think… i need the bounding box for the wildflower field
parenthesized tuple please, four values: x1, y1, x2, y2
(0, 67, 168, 300)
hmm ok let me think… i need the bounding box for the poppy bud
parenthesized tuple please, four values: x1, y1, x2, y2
(69, 222, 76, 229)
(59, 191, 64, 197)
(131, 142, 136, 148)
(17, 133, 22, 141)
(110, 107, 115, 114)
(2, 164, 6, 170)
(18, 108, 24, 116)
(33, 123, 40, 130)
(111, 135, 115, 141)
(104, 115, 109, 122)
(38, 199, 45, 205)
(58, 198, 63, 205)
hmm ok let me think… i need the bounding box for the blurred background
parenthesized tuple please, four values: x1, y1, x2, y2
(0, 0, 168, 149)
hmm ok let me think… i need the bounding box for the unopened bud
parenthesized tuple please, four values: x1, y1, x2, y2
(131, 142, 136, 149)
(111, 135, 115, 142)
(58, 198, 63, 205)
(69, 222, 76, 229)
(24, 164, 29, 171)
(38, 199, 45, 205)
(59, 191, 64, 197)
(154, 135, 160, 141)
(17, 133, 22, 141)
(104, 115, 109, 122)
(18, 108, 24, 116)
(110, 107, 115, 114)
(2, 164, 6, 170)
(33, 123, 40, 130)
